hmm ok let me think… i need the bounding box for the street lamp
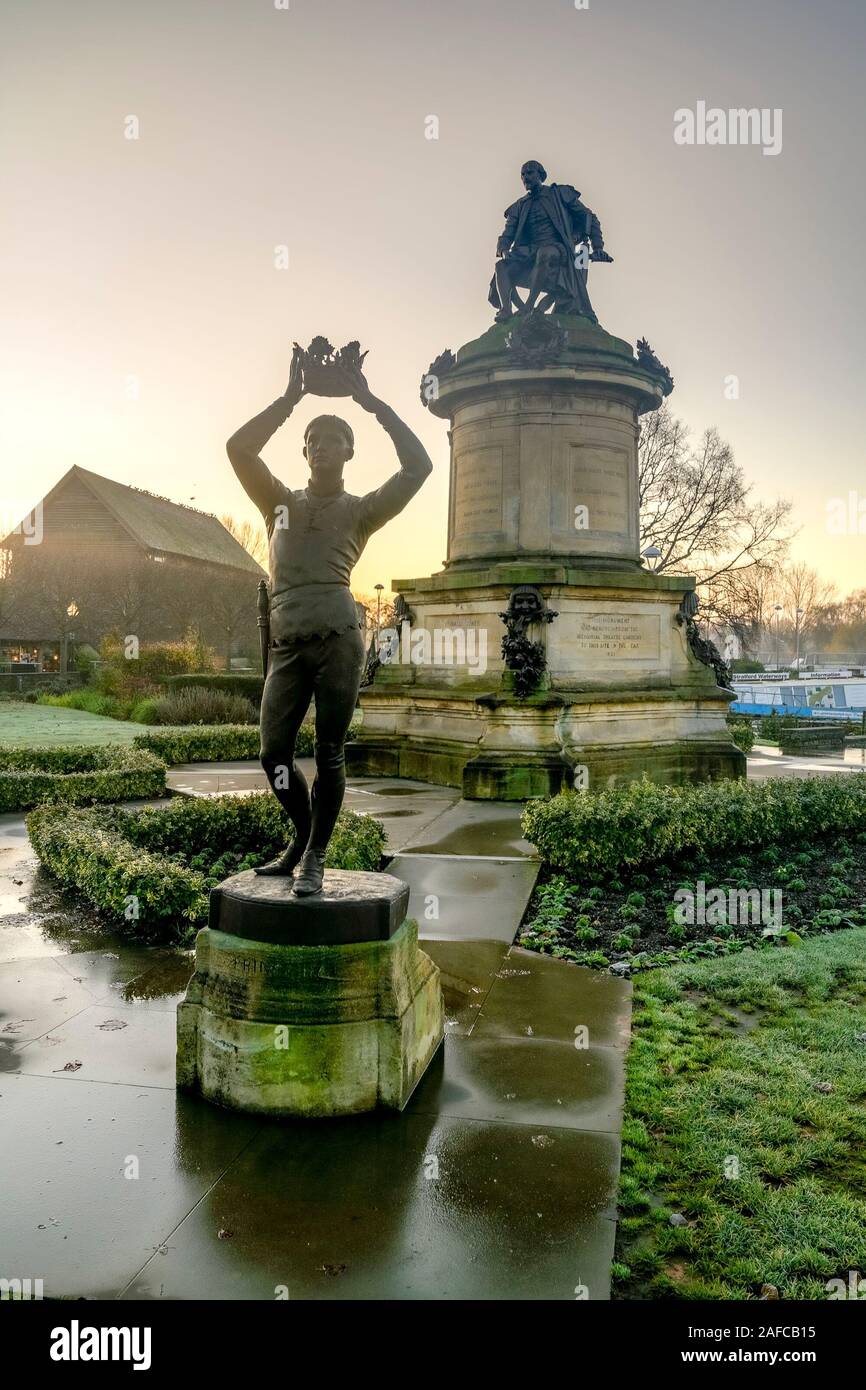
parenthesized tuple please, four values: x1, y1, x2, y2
(794, 607, 804, 673)
(640, 545, 662, 572)
(374, 584, 384, 640)
(63, 601, 79, 674)
(774, 604, 783, 669)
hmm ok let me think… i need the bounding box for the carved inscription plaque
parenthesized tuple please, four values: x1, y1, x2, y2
(571, 612, 660, 659)
(569, 445, 630, 535)
(453, 447, 503, 536)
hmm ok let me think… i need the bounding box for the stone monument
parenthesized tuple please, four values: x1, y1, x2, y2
(177, 869, 443, 1116)
(176, 340, 444, 1115)
(347, 162, 745, 797)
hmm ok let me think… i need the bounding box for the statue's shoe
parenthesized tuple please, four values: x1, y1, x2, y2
(292, 848, 326, 897)
(254, 843, 303, 877)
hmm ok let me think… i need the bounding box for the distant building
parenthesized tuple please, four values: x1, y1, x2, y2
(1, 465, 265, 671)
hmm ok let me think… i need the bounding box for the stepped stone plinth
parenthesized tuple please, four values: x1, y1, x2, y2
(176, 870, 444, 1117)
(347, 314, 745, 798)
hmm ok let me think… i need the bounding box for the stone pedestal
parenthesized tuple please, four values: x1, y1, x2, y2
(347, 315, 744, 798)
(176, 870, 444, 1117)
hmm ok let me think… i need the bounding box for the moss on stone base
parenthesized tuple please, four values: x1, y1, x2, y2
(177, 918, 444, 1116)
(348, 734, 745, 800)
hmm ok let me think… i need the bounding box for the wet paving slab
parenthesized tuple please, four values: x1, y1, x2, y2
(473, 946, 633, 1050)
(0, 957, 100, 1048)
(392, 853, 540, 944)
(119, 1109, 618, 1301)
(747, 745, 866, 779)
(402, 798, 537, 858)
(13, 1000, 179, 1089)
(422, 938, 511, 1036)
(408, 1033, 625, 1134)
(0, 1073, 263, 1301)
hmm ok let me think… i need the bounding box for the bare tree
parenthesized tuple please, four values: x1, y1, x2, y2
(710, 562, 781, 652)
(221, 514, 269, 568)
(811, 589, 866, 660)
(778, 562, 836, 636)
(639, 403, 794, 586)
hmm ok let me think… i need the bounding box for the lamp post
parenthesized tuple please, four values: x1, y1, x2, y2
(374, 583, 384, 641)
(794, 607, 804, 673)
(62, 601, 79, 674)
(774, 604, 783, 669)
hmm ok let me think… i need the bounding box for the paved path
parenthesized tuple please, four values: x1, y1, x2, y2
(0, 766, 631, 1302)
(747, 742, 866, 779)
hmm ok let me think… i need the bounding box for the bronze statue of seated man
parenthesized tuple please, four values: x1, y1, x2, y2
(488, 160, 613, 323)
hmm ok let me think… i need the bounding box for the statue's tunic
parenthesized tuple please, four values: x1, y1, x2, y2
(247, 397, 430, 643)
(267, 486, 398, 642)
(523, 191, 562, 248)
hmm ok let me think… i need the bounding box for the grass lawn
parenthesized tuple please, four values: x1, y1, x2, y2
(0, 700, 145, 746)
(616, 926, 866, 1299)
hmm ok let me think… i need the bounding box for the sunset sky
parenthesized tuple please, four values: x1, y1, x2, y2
(3, 0, 865, 597)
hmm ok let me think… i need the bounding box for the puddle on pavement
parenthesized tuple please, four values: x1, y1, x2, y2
(363, 786, 431, 797)
(409, 822, 526, 856)
(122, 953, 194, 1001)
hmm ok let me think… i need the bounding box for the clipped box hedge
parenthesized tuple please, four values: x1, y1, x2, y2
(522, 774, 866, 880)
(778, 726, 846, 755)
(0, 744, 166, 813)
(27, 792, 386, 941)
(132, 723, 315, 763)
(161, 673, 265, 702)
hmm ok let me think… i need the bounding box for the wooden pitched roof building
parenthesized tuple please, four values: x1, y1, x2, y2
(1, 466, 266, 671)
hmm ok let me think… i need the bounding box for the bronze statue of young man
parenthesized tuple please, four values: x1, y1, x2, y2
(489, 159, 613, 323)
(226, 344, 432, 896)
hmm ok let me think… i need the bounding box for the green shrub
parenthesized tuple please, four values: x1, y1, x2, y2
(36, 688, 128, 719)
(27, 809, 208, 931)
(133, 724, 261, 762)
(0, 744, 166, 813)
(161, 672, 264, 702)
(73, 644, 100, 677)
(133, 722, 315, 763)
(145, 687, 257, 726)
(522, 774, 866, 880)
(92, 631, 216, 710)
(759, 712, 797, 743)
(574, 925, 599, 943)
(27, 794, 386, 940)
(129, 697, 161, 724)
(727, 718, 755, 754)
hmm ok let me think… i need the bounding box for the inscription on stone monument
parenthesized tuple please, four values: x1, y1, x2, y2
(572, 612, 660, 659)
(568, 444, 630, 534)
(453, 447, 503, 535)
